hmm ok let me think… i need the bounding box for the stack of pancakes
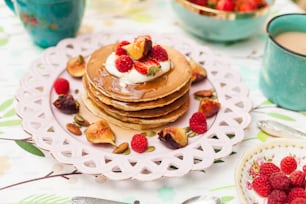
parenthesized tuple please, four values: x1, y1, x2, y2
(82, 44, 192, 130)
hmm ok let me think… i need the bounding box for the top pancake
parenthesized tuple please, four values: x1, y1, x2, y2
(86, 44, 192, 102)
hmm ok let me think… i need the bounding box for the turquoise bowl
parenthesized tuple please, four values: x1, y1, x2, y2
(171, 0, 273, 42)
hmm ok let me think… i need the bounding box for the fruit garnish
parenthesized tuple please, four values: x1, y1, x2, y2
(122, 35, 152, 60)
(189, 112, 207, 134)
(259, 162, 280, 177)
(198, 98, 221, 118)
(251, 155, 306, 200)
(115, 40, 130, 56)
(53, 94, 79, 114)
(188, 0, 268, 12)
(53, 77, 70, 95)
(134, 59, 161, 76)
(288, 188, 305, 203)
(267, 190, 287, 204)
(149, 45, 168, 62)
(236, 0, 257, 12)
(189, 59, 207, 84)
(115, 55, 134, 73)
(85, 120, 116, 145)
(280, 156, 297, 174)
(130, 134, 148, 153)
(252, 175, 272, 197)
(158, 127, 188, 149)
(216, 0, 235, 11)
(66, 55, 86, 78)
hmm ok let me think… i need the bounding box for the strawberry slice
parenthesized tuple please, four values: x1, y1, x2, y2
(134, 59, 161, 76)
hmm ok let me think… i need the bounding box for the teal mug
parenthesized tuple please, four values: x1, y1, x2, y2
(5, 0, 86, 48)
(259, 13, 306, 111)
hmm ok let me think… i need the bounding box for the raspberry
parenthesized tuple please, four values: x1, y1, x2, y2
(290, 197, 306, 204)
(189, 0, 207, 6)
(260, 162, 280, 177)
(216, 0, 235, 11)
(53, 77, 70, 95)
(281, 156, 297, 174)
(131, 134, 148, 153)
(269, 172, 290, 190)
(267, 190, 287, 204)
(115, 40, 130, 56)
(303, 165, 306, 174)
(288, 188, 306, 203)
(115, 55, 134, 72)
(149, 45, 168, 61)
(252, 175, 272, 197)
(290, 171, 305, 187)
(189, 112, 207, 134)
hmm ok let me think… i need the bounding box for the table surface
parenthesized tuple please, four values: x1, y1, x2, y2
(0, 0, 305, 203)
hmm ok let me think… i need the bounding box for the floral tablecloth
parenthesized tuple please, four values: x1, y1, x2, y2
(0, 0, 305, 203)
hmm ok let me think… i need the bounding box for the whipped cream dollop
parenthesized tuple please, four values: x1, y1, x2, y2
(105, 52, 171, 87)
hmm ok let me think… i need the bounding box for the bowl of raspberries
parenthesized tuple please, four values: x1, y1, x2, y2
(235, 139, 306, 204)
(171, 0, 274, 42)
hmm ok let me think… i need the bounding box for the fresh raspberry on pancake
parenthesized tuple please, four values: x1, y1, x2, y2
(149, 45, 168, 61)
(115, 55, 134, 72)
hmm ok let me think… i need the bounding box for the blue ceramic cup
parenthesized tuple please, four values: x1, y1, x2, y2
(5, 0, 86, 48)
(259, 13, 306, 111)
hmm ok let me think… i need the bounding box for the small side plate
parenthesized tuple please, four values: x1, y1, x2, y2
(235, 139, 306, 203)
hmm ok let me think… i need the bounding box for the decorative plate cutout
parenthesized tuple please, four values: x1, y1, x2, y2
(16, 32, 251, 181)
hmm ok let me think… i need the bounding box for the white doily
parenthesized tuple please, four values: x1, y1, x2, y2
(16, 32, 252, 181)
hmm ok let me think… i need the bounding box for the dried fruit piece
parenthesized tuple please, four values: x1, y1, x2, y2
(189, 59, 207, 84)
(66, 123, 82, 136)
(198, 98, 221, 118)
(158, 127, 188, 149)
(53, 94, 79, 114)
(73, 114, 90, 127)
(149, 45, 168, 61)
(66, 55, 86, 78)
(131, 134, 148, 153)
(85, 120, 116, 145)
(113, 142, 129, 154)
(115, 55, 134, 73)
(122, 35, 152, 60)
(134, 59, 161, 76)
(53, 78, 70, 95)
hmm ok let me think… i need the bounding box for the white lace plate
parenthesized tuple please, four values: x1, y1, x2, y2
(16, 32, 252, 181)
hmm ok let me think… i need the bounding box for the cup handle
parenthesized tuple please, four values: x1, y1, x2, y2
(4, 0, 16, 13)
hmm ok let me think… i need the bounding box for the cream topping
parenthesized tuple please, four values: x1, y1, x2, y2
(105, 52, 171, 87)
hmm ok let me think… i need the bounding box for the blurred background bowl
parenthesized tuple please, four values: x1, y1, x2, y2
(171, 0, 274, 42)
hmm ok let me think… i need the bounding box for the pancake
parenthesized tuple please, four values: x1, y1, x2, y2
(81, 93, 190, 130)
(83, 75, 191, 111)
(86, 88, 190, 119)
(86, 44, 192, 102)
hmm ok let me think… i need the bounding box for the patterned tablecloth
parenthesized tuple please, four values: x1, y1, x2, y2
(0, 0, 305, 203)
